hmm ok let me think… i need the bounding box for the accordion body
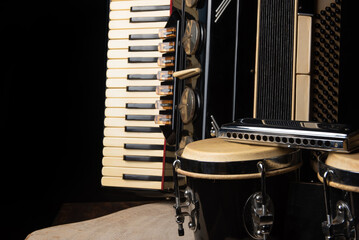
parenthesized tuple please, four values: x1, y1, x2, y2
(252, 0, 357, 125)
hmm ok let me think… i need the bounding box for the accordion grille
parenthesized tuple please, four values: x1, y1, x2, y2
(255, 0, 296, 120)
(311, 0, 342, 123)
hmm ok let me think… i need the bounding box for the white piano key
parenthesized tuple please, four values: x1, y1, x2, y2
(106, 88, 159, 98)
(105, 107, 159, 117)
(110, 0, 170, 10)
(108, 28, 161, 39)
(107, 59, 159, 69)
(109, 20, 167, 30)
(108, 49, 162, 59)
(107, 39, 162, 49)
(107, 68, 159, 78)
(105, 98, 159, 107)
(104, 117, 160, 127)
(103, 147, 164, 157)
(103, 137, 164, 147)
(104, 118, 158, 128)
(106, 79, 160, 88)
(102, 166, 163, 177)
(110, 10, 170, 20)
(101, 176, 162, 189)
(104, 127, 164, 138)
(102, 157, 163, 169)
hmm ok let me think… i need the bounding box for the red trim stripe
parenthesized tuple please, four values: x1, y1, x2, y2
(161, 139, 167, 190)
(170, 0, 173, 14)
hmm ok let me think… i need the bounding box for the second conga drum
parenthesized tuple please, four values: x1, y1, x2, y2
(317, 152, 359, 239)
(173, 138, 301, 240)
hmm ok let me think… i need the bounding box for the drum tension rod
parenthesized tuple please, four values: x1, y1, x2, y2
(321, 170, 357, 240)
(172, 160, 185, 236)
(258, 161, 267, 206)
(250, 161, 274, 240)
(323, 169, 335, 228)
(172, 160, 199, 236)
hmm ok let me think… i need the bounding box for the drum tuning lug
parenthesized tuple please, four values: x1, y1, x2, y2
(172, 161, 199, 236)
(322, 200, 357, 240)
(244, 161, 274, 240)
(251, 192, 274, 239)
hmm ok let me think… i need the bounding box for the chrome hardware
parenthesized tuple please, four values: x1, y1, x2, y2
(172, 160, 199, 236)
(322, 170, 357, 240)
(215, 0, 232, 23)
(251, 192, 274, 240)
(244, 161, 274, 240)
(210, 115, 219, 137)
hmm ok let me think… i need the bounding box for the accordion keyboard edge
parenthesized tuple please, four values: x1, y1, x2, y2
(102, 0, 173, 191)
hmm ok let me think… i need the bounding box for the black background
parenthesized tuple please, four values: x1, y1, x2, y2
(2, 0, 359, 239)
(2, 1, 118, 239)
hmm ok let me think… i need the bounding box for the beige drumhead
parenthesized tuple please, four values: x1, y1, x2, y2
(182, 138, 293, 161)
(318, 151, 359, 193)
(177, 138, 301, 179)
(326, 152, 359, 172)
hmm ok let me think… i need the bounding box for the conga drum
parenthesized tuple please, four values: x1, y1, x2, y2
(317, 152, 359, 240)
(172, 138, 302, 240)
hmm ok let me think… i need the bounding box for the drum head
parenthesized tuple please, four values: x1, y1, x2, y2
(318, 152, 359, 193)
(326, 152, 359, 172)
(181, 138, 293, 162)
(176, 138, 301, 179)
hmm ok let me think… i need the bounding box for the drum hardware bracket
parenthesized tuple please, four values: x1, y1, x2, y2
(172, 160, 199, 236)
(210, 115, 219, 137)
(322, 170, 357, 240)
(246, 161, 274, 240)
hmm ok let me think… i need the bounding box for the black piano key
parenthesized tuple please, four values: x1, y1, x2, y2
(125, 115, 155, 121)
(126, 103, 156, 109)
(125, 126, 161, 133)
(128, 46, 158, 51)
(126, 86, 156, 92)
(130, 5, 170, 12)
(129, 34, 159, 40)
(123, 174, 162, 181)
(124, 144, 164, 150)
(130, 16, 169, 23)
(127, 74, 157, 80)
(124, 155, 163, 162)
(128, 57, 158, 63)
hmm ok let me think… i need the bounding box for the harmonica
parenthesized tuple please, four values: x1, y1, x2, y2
(218, 118, 359, 153)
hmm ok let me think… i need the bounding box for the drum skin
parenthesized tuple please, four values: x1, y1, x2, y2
(182, 138, 294, 163)
(177, 138, 301, 240)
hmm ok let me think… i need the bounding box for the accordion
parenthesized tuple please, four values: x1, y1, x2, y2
(251, 0, 356, 125)
(101, 0, 356, 191)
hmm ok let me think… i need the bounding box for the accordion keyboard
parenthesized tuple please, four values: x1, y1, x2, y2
(102, 0, 172, 190)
